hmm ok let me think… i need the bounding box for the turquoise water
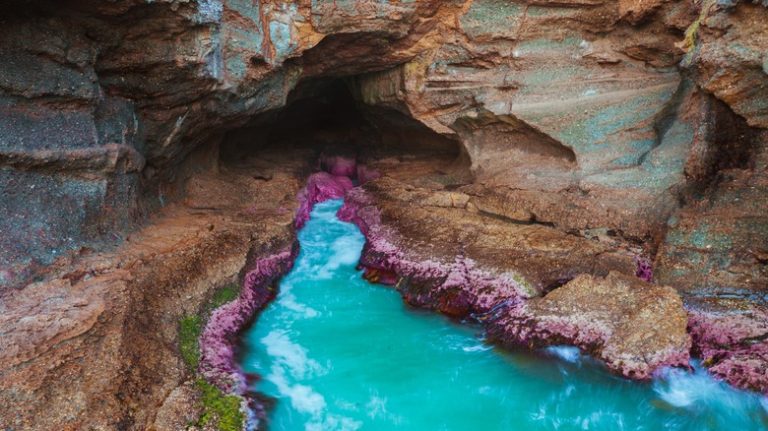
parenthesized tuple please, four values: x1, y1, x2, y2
(240, 199, 768, 431)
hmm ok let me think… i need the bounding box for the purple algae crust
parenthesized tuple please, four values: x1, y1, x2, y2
(199, 244, 299, 395)
(339, 186, 693, 382)
(320, 155, 357, 177)
(486, 300, 691, 380)
(198, 161, 377, 403)
(295, 172, 354, 228)
(338, 187, 530, 317)
(687, 306, 768, 395)
(634, 255, 653, 282)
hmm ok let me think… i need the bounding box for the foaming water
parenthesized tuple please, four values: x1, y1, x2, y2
(241, 199, 768, 431)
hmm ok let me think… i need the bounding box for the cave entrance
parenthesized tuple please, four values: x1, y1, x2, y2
(218, 77, 469, 181)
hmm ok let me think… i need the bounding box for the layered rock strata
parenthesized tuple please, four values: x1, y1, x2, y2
(3, 0, 766, 294)
(0, 150, 303, 430)
(1, 0, 767, 428)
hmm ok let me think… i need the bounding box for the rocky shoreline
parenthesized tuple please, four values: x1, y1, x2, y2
(339, 181, 767, 396)
(199, 244, 298, 394)
(337, 181, 692, 381)
(196, 156, 764, 430)
(2, 0, 767, 427)
(196, 163, 379, 429)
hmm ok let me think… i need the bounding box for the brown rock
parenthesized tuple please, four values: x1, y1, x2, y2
(490, 272, 692, 379)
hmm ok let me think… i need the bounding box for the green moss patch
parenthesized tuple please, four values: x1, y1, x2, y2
(196, 379, 245, 431)
(177, 282, 246, 429)
(208, 283, 240, 311)
(179, 315, 203, 370)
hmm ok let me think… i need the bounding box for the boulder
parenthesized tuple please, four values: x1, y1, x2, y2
(489, 272, 691, 379)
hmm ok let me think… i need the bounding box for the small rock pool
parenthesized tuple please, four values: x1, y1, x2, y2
(240, 199, 768, 431)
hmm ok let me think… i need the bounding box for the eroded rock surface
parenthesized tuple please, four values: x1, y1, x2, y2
(489, 272, 691, 380)
(687, 298, 768, 394)
(1, 0, 764, 287)
(338, 161, 690, 379)
(1, 0, 767, 428)
(0, 149, 304, 430)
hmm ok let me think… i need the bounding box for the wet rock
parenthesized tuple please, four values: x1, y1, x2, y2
(488, 272, 692, 380)
(199, 243, 298, 393)
(687, 298, 768, 394)
(340, 173, 640, 303)
(295, 172, 354, 228)
(340, 164, 690, 380)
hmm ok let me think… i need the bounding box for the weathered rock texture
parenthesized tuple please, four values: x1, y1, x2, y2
(338, 161, 690, 380)
(0, 149, 304, 430)
(1, 0, 768, 428)
(687, 298, 768, 394)
(489, 272, 691, 379)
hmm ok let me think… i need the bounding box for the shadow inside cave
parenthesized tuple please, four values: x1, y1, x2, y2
(217, 77, 471, 179)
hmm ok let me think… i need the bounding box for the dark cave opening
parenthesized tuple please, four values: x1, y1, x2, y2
(218, 76, 469, 176)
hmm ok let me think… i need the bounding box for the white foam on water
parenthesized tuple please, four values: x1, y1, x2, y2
(653, 363, 762, 414)
(275, 279, 320, 318)
(268, 366, 326, 417)
(279, 291, 320, 318)
(544, 346, 582, 364)
(261, 330, 323, 378)
(334, 400, 359, 412)
(365, 392, 402, 424)
(306, 415, 363, 431)
(261, 313, 361, 431)
(268, 363, 362, 431)
(316, 235, 364, 279)
(462, 344, 493, 353)
(653, 365, 725, 408)
(478, 385, 493, 396)
(366, 394, 388, 419)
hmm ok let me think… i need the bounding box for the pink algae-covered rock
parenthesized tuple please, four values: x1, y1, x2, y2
(635, 255, 653, 282)
(356, 164, 381, 184)
(338, 187, 529, 318)
(340, 185, 693, 382)
(320, 155, 357, 177)
(319, 154, 380, 184)
(199, 167, 374, 395)
(687, 302, 768, 395)
(199, 245, 298, 394)
(487, 272, 691, 380)
(337, 186, 379, 235)
(295, 172, 354, 228)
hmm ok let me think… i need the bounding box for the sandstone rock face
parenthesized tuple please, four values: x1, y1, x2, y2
(1, 0, 767, 428)
(489, 272, 691, 380)
(686, 1, 768, 129)
(1, 0, 765, 291)
(0, 149, 303, 430)
(655, 132, 768, 297)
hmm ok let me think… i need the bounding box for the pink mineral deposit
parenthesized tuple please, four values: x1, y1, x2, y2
(320, 155, 357, 177)
(687, 305, 768, 395)
(295, 172, 354, 228)
(199, 245, 298, 394)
